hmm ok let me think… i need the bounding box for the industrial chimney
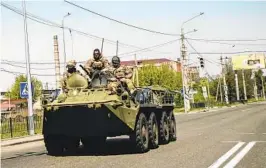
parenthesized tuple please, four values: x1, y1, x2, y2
(53, 35, 61, 89)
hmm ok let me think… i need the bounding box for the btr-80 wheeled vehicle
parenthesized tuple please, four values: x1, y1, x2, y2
(41, 67, 176, 156)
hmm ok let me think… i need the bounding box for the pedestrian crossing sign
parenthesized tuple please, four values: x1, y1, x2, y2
(20, 82, 34, 98)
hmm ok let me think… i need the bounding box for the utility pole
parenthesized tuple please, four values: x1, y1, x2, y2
(69, 29, 74, 58)
(134, 54, 139, 87)
(242, 69, 247, 100)
(262, 76, 265, 100)
(62, 12, 71, 72)
(22, 0, 35, 135)
(180, 12, 204, 113)
(101, 38, 104, 54)
(215, 78, 220, 102)
(251, 70, 258, 101)
(219, 76, 223, 102)
(235, 71, 240, 101)
(181, 28, 190, 113)
(116, 40, 119, 57)
(221, 56, 229, 104)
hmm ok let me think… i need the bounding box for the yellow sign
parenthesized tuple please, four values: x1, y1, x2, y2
(231, 53, 266, 70)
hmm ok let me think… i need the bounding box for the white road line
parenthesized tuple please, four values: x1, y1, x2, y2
(262, 133, 266, 135)
(238, 133, 255, 135)
(221, 141, 241, 143)
(223, 141, 256, 168)
(208, 142, 245, 168)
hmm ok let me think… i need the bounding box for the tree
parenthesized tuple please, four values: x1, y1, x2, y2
(138, 64, 182, 90)
(5, 75, 43, 102)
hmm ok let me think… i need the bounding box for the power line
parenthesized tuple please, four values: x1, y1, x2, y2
(1, 37, 178, 65)
(187, 38, 266, 46)
(186, 39, 222, 66)
(189, 51, 266, 55)
(1, 2, 174, 56)
(64, 0, 180, 37)
(1, 61, 63, 70)
(187, 37, 266, 42)
(1, 68, 56, 76)
(118, 39, 179, 56)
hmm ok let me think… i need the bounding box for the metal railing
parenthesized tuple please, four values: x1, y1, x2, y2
(1, 114, 43, 139)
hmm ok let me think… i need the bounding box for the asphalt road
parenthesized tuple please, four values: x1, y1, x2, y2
(2, 102, 266, 168)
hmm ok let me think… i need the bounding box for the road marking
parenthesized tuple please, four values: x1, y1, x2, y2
(223, 141, 256, 168)
(262, 133, 266, 135)
(238, 133, 255, 135)
(254, 141, 266, 143)
(221, 141, 241, 143)
(208, 142, 245, 168)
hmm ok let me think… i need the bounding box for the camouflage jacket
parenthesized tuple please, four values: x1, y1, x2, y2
(110, 66, 133, 80)
(84, 57, 109, 72)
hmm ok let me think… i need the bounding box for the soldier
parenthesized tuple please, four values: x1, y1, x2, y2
(108, 56, 135, 98)
(61, 60, 87, 92)
(84, 48, 109, 76)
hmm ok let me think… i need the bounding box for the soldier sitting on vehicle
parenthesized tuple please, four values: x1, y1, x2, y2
(61, 60, 88, 92)
(107, 56, 135, 106)
(84, 48, 109, 77)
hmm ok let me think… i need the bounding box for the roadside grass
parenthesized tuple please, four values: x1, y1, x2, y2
(1, 118, 43, 140)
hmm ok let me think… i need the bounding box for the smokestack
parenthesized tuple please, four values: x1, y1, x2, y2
(53, 35, 61, 89)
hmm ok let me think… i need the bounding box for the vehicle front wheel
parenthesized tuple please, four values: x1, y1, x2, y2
(44, 135, 65, 156)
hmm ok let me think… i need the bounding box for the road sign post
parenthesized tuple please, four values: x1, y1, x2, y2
(20, 82, 35, 135)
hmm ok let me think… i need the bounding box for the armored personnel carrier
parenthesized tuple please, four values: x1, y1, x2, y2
(41, 67, 176, 156)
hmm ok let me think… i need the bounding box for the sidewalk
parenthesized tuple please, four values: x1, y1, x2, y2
(1, 134, 43, 147)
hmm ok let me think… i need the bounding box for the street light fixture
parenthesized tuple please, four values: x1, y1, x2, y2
(62, 12, 71, 72)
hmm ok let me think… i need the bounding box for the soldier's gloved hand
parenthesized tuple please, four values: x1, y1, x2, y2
(120, 78, 126, 82)
(108, 77, 117, 82)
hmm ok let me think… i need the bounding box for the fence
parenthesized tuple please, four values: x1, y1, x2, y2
(1, 114, 43, 139)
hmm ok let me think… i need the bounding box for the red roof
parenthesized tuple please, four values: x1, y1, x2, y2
(121, 58, 173, 66)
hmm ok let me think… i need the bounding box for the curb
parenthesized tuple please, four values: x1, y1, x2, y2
(1, 136, 44, 147)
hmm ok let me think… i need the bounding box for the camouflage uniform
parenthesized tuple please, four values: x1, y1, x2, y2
(61, 60, 87, 92)
(84, 48, 109, 76)
(84, 57, 109, 73)
(107, 56, 134, 94)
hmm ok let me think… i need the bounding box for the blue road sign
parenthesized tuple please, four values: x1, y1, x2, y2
(20, 82, 34, 98)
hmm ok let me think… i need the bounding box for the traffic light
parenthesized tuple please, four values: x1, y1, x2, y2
(199, 57, 204, 68)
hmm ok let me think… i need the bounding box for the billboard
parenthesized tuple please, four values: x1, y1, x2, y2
(231, 53, 266, 70)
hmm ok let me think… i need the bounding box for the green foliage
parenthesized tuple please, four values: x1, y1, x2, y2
(138, 64, 182, 90)
(5, 75, 43, 101)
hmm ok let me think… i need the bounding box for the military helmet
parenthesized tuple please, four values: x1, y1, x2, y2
(112, 56, 120, 68)
(93, 48, 101, 61)
(66, 60, 76, 68)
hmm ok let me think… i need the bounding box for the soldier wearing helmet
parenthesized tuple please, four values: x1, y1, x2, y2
(61, 60, 87, 92)
(108, 56, 134, 99)
(84, 48, 109, 76)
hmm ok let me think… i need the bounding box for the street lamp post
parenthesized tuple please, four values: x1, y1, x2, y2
(180, 12, 204, 113)
(62, 12, 71, 72)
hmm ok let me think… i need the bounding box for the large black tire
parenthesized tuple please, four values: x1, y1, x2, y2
(148, 112, 159, 149)
(159, 111, 170, 144)
(64, 136, 80, 154)
(134, 112, 149, 153)
(44, 135, 65, 156)
(169, 112, 177, 141)
(81, 136, 106, 153)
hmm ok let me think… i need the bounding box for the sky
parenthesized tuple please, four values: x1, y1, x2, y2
(1, 0, 266, 91)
